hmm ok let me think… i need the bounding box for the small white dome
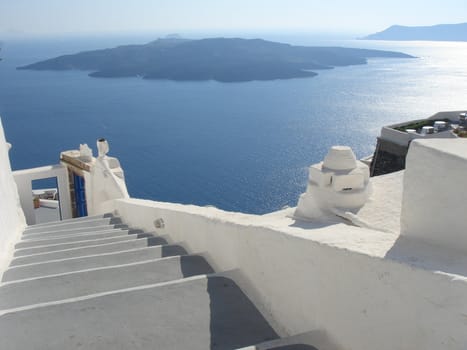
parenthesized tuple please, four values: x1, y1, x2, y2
(322, 146, 357, 171)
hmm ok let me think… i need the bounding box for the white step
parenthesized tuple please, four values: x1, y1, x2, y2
(0, 276, 278, 350)
(20, 224, 128, 240)
(27, 213, 114, 228)
(0, 255, 213, 310)
(14, 233, 161, 257)
(10, 237, 172, 267)
(236, 331, 335, 350)
(23, 217, 122, 234)
(2, 245, 187, 282)
(15, 229, 144, 249)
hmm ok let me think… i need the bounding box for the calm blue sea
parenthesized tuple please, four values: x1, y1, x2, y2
(1, 35, 467, 214)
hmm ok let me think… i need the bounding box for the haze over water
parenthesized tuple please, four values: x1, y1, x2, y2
(1, 36, 466, 214)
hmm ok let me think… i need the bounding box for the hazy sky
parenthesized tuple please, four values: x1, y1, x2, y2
(1, 0, 466, 37)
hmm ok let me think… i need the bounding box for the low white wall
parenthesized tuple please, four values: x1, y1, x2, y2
(14, 165, 72, 225)
(380, 127, 411, 146)
(0, 118, 26, 276)
(111, 198, 467, 350)
(401, 139, 467, 253)
(380, 126, 457, 147)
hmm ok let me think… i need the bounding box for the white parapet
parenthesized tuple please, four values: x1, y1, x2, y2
(0, 117, 26, 276)
(401, 138, 467, 253)
(108, 197, 467, 350)
(295, 146, 371, 220)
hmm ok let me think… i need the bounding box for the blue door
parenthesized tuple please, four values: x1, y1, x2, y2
(73, 174, 88, 217)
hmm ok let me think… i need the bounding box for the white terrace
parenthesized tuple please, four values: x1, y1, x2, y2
(0, 116, 467, 350)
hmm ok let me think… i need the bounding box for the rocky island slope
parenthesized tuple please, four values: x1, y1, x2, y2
(18, 37, 414, 82)
(362, 22, 467, 41)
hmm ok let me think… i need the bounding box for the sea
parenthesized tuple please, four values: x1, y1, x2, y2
(1, 34, 467, 214)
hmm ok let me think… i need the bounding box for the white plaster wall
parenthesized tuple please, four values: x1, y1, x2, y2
(111, 198, 467, 350)
(0, 118, 26, 276)
(401, 139, 467, 253)
(380, 127, 411, 146)
(380, 126, 457, 147)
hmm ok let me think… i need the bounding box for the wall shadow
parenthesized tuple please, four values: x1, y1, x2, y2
(385, 236, 467, 277)
(269, 345, 318, 350)
(147, 236, 169, 246)
(179, 255, 214, 277)
(207, 276, 278, 349)
(160, 244, 188, 257)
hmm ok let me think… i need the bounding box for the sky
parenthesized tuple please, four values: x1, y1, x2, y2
(0, 0, 466, 37)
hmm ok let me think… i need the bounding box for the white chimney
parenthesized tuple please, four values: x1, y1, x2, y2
(295, 146, 371, 220)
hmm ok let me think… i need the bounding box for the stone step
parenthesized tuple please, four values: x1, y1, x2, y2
(15, 229, 144, 249)
(23, 217, 122, 235)
(27, 213, 114, 228)
(0, 276, 278, 350)
(14, 233, 162, 257)
(236, 331, 329, 350)
(239, 345, 317, 350)
(0, 255, 214, 310)
(20, 224, 128, 240)
(10, 237, 169, 266)
(2, 245, 188, 282)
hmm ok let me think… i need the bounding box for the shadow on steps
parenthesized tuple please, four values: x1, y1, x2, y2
(268, 346, 318, 350)
(160, 244, 187, 257)
(147, 236, 169, 246)
(180, 255, 214, 277)
(208, 277, 278, 349)
(0, 255, 216, 310)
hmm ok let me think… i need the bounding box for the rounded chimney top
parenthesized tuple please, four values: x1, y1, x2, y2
(322, 146, 357, 171)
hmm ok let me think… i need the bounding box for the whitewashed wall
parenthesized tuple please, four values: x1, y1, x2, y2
(110, 198, 467, 350)
(0, 118, 26, 276)
(401, 139, 467, 253)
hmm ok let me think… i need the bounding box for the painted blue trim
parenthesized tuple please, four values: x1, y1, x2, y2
(73, 174, 88, 217)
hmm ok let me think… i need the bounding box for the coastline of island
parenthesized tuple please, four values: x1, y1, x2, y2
(17, 37, 415, 82)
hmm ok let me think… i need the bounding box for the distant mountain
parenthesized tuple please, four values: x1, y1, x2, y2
(362, 23, 467, 41)
(18, 37, 414, 82)
(164, 33, 183, 40)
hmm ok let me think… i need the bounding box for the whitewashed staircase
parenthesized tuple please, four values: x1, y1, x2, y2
(0, 214, 319, 350)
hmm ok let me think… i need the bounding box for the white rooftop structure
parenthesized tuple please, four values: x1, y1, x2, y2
(1, 115, 467, 349)
(295, 146, 371, 220)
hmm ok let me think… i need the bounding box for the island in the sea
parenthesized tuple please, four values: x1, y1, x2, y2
(362, 22, 467, 42)
(18, 37, 414, 82)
